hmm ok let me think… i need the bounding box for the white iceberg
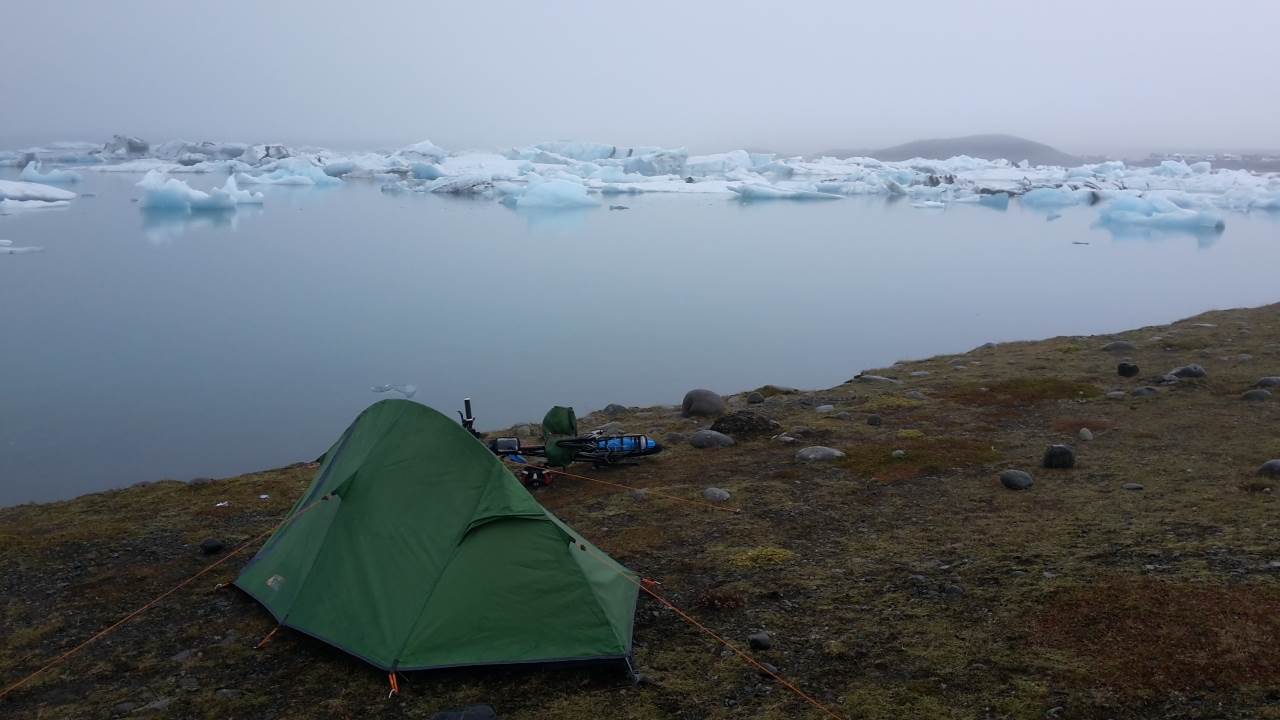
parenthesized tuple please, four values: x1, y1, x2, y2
(19, 161, 81, 184)
(502, 178, 599, 209)
(0, 179, 77, 202)
(1019, 187, 1095, 208)
(728, 183, 841, 201)
(371, 384, 417, 398)
(1098, 195, 1225, 231)
(624, 149, 688, 177)
(0, 199, 71, 214)
(137, 171, 263, 212)
(237, 158, 340, 186)
(911, 200, 946, 209)
(427, 174, 493, 194)
(394, 139, 447, 163)
(1, 239, 44, 254)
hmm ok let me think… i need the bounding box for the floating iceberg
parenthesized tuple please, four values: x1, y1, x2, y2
(1019, 187, 1096, 208)
(911, 200, 946, 209)
(371, 384, 417, 398)
(238, 158, 340, 186)
(502, 178, 599, 209)
(0, 239, 44, 255)
(624, 149, 688, 177)
(1098, 195, 1225, 231)
(394, 139, 447, 163)
(427, 174, 493, 194)
(20, 161, 81, 184)
(410, 163, 442, 180)
(0, 198, 71, 214)
(0, 179, 77, 202)
(137, 171, 263, 212)
(728, 183, 841, 201)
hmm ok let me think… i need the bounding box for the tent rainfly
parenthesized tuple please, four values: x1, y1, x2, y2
(235, 399, 638, 672)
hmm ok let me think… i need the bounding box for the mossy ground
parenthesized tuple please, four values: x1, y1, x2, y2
(3, 305, 1280, 719)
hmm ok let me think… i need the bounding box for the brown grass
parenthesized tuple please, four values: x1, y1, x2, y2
(1033, 578, 1280, 691)
(840, 437, 1001, 482)
(945, 377, 1103, 406)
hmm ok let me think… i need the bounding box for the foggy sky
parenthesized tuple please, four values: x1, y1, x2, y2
(5, 0, 1277, 156)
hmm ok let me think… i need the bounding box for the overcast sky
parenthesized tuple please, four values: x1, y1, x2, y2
(5, 0, 1277, 155)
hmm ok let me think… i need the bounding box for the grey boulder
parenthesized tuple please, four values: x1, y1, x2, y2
(1242, 389, 1272, 402)
(796, 446, 845, 462)
(999, 470, 1034, 490)
(1042, 444, 1076, 469)
(681, 388, 726, 417)
(703, 487, 731, 502)
(1169, 364, 1207, 379)
(689, 429, 735, 449)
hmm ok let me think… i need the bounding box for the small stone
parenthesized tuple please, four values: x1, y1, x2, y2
(942, 584, 965, 596)
(891, 449, 906, 459)
(1169, 364, 1207, 379)
(689, 429, 735, 449)
(629, 488, 649, 501)
(1042, 444, 1076, 469)
(170, 649, 194, 663)
(866, 414, 883, 426)
(1258, 459, 1280, 478)
(199, 539, 225, 555)
(703, 487, 731, 503)
(757, 662, 780, 678)
(1121, 483, 1144, 491)
(746, 391, 765, 404)
(747, 632, 772, 650)
(815, 404, 835, 413)
(773, 434, 797, 444)
(1117, 362, 1140, 378)
(1237, 353, 1253, 362)
(681, 388, 726, 417)
(1256, 377, 1280, 388)
(831, 411, 852, 420)
(910, 370, 931, 377)
(1132, 386, 1159, 397)
(1102, 340, 1136, 352)
(999, 470, 1034, 490)
(113, 702, 139, 714)
(907, 574, 930, 584)
(1105, 391, 1126, 400)
(179, 677, 200, 692)
(1242, 389, 1272, 402)
(903, 390, 927, 400)
(602, 403, 629, 416)
(1078, 428, 1094, 441)
(795, 446, 846, 462)
(214, 689, 242, 700)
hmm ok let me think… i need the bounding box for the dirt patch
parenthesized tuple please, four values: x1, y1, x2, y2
(1033, 577, 1280, 691)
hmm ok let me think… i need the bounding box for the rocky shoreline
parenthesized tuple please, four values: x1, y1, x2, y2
(2, 303, 1279, 719)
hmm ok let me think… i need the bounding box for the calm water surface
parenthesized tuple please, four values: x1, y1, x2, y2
(2, 170, 1277, 505)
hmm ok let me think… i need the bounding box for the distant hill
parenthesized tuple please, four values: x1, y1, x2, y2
(823, 134, 1080, 166)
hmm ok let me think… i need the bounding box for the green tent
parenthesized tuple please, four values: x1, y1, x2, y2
(236, 399, 638, 672)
